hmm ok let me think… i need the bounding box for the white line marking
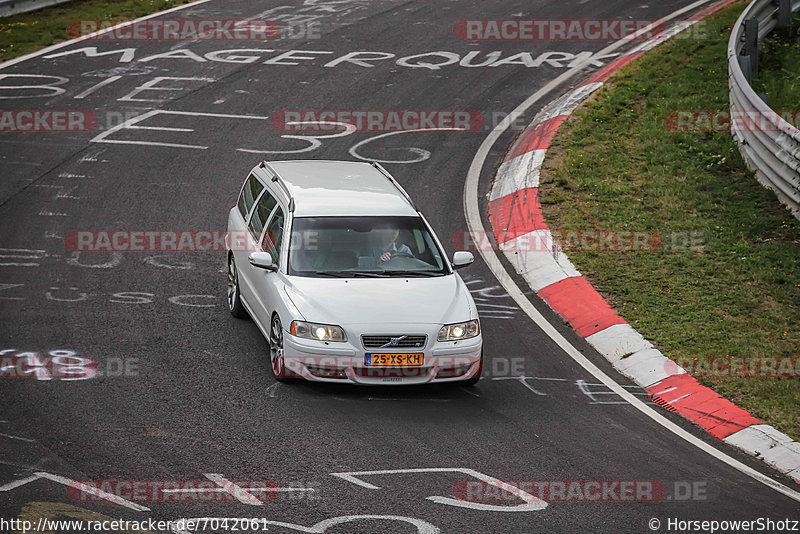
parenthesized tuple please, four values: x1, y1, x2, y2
(265, 382, 281, 398)
(92, 110, 270, 149)
(666, 393, 691, 405)
(172, 515, 439, 534)
(0, 0, 212, 71)
(652, 386, 679, 395)
(0, 248, 45, 259)
(331, 467, 547, 512)
(0, 432, 35, 442)
(74, 75, 122, 99)
(462, 0, 800, 503)
(161, 473, 262, 505)
(0, 472, 148, 511)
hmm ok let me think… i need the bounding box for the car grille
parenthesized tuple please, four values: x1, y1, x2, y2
(361, 335, 427, 349)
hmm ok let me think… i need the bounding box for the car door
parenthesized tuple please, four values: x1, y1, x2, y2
(248, 205, 286, 328)
(234, 183, 276, 320)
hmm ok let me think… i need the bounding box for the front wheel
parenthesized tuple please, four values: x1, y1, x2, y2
(462, 352, 483, 386)
(227, 255, 248, 319)
(269, 314, 293, 382)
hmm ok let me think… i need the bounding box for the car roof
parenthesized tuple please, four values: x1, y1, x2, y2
(264, 160, 419, 217)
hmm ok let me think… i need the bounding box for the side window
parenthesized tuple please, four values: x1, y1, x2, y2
(248, 189, 277, 239)
(262, 207, 285, 264)
(237, 174, 264, 220)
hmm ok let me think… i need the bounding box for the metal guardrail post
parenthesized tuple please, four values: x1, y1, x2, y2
(737, 55, 752, 84)
(777, 0, 792, 28)
(743, 18, 760, 79)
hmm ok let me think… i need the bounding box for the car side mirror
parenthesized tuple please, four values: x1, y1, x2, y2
(452, 251, 474, 270)
(249, 252, 277, 271)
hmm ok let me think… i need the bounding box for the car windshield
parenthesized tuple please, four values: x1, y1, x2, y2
(289, 216, 448, 277)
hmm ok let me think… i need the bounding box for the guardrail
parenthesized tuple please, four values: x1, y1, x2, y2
(0, 0, 72, 17)
(728, 0, 800, 219)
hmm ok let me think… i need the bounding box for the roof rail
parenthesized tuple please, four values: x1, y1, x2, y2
(260, 161, 295, 212)
(370, 161, 417, 210)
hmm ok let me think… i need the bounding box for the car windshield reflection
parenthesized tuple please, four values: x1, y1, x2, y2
(289, 216, 448, 277)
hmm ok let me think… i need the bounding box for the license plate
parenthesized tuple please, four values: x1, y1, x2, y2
(365, 353, 424, 366)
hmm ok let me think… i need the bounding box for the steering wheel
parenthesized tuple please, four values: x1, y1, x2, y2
(389, 251, 415, 259)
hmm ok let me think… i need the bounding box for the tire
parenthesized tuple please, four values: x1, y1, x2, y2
(227, 254, 248, 319)
(462, 352, 483, 386)
(269, 313, 293, 382)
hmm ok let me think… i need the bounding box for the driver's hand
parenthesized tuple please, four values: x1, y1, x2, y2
(379, 251, 392, 262)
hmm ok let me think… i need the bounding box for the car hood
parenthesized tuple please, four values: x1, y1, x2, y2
(283, 274, 474, 326)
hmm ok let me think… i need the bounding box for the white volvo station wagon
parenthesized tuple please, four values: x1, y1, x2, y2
(226, 160, 483, 385)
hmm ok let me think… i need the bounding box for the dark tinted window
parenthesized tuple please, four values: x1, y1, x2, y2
(237, 174, 264, 220)
(262, 207, 285, 264)
(288, 216, 446, 277)
(248, 190, 277, 239)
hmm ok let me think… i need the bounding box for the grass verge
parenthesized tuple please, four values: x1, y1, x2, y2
(0, 0, 197, 62)
(753, 14, 800, 111)
(539, 2, 800, 439)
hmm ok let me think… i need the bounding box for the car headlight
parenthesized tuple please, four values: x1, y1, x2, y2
(438, 319, 480, 341)
(290, 321, 347, 342)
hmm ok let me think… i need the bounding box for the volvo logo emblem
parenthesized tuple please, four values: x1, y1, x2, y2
(380, 335, 407, 348)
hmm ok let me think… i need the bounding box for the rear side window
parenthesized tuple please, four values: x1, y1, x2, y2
(248, 189, 277, 239)
(237, 174, 264, 220)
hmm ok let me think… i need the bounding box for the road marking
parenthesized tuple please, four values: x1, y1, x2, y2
(348, 127, 466, 164)
(0, 248, 45, 267)
(18, 502, 154, 534)
(0, 432, 35, 442)
(331, 467, 547, 512)
(74, 75, 123, 99)
(0, 472, 149, 511)
(463, 0, 800, 503)
(0, 0, 212, 71)
(576, 379, 651, 405)
(92, 110, 270, 149)
(0, 283, 25, 300)
(265, 382, 281, 398)
(162, 473, 264, 505)
(172, 515, 438, 534)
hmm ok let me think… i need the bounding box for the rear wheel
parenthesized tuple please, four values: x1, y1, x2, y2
(269, 314, 293, 382)
(227, 255, 247, 318)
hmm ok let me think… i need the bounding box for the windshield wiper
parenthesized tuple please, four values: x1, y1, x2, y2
(315, 270, 387, 278)
(314, 271, 350, 277)
(381, 270, 442, 277)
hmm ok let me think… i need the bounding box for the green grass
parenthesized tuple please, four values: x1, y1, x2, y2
(753, 15, 800, 111)
(0, 0, 197, 62)
(539, 2, 800, 439)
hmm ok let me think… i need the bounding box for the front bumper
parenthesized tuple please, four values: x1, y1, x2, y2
(282, 326, 482, 385)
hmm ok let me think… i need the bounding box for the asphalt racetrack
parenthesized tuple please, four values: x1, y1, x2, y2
(1, 1, 799, 532)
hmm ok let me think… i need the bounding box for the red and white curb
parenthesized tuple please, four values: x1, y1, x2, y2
(487, 0, 800, 484)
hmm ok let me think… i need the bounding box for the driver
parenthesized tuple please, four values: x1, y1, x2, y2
(373, 228, 412, 263)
